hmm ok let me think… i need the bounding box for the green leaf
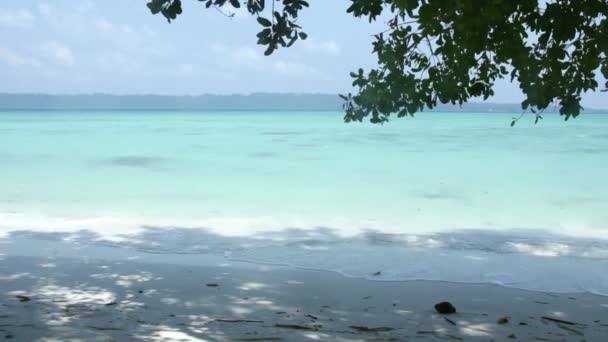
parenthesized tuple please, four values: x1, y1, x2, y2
(264, 45, 275, 56)
(146, 1, 163, 14)
(286, 34, 298, 47)
(257, 17, 272, 27)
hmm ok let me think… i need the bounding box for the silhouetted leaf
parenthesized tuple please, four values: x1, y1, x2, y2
(264, 45, 275, 56)
(147, 0, 607, 124)
(257, 17, 272, 27)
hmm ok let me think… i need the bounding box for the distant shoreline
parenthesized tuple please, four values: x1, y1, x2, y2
(1, 93, 606, 113)
(3, 109, 608, 116)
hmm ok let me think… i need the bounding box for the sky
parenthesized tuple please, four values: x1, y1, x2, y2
(0, 0, 606, 108)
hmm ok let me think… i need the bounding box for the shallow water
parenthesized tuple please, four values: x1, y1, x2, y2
(1, 111, 608, 293)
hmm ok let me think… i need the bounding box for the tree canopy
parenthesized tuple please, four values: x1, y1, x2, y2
(147, 0, 608, 124)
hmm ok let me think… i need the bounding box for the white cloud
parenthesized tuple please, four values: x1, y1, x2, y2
(231, 47, 263, 65)
(37, 1, 93, 19)
(211, 43, 264, 69)
(178, 63, 196, 74)
(301, 38, 340, 56)
(210, 43, 227, 54)
(209, 43, 327, 79)
(273, 60, 322, 76)
(36, 3, 159, 53)
(96, 16, 135, 35)
(95, 16, 164, 56)
(37, 3, 52, 18)
(272, 61, 318, 74)
(76, 0, 96, 14)
(31, 3, 165, 75)
(175, 63, 235, 81)
(0, 47, 41, 67)
(42, 41, 74, 67)
(210, 43, 330, 80)
(98, 52, 138, 73)
(36, 2, 89, 35)
(0, 8, 35, 28)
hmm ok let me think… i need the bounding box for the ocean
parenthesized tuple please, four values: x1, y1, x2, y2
(1, 110, 608, 294)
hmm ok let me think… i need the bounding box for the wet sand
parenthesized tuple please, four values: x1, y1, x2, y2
(1, 253, 607, 341)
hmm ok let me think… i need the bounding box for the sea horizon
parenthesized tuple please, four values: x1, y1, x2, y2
(2, 93, 608, 113)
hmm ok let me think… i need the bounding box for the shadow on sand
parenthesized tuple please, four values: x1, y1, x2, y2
(1, 226, 608, 340)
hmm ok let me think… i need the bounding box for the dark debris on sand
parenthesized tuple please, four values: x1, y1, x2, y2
(434, 301, 456, 314)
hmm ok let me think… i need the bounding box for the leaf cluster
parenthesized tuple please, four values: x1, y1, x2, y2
(342, 0, 608, 124)
(146, 0, 309, 55)
(148, 0, 607, 124)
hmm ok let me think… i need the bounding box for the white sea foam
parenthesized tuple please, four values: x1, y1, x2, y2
(2, 211, 608, 295)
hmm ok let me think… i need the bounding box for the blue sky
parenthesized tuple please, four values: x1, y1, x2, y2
(0, 0, 606, 108)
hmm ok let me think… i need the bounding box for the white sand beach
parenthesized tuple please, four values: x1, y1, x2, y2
(1, 242, 607, 341)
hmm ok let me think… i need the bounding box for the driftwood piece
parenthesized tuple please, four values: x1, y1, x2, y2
(15, 296, 30, 303)
(274, 324, 317, 331)
(541, 316, 586, 326)
(349, 325, 394, 332)
(444, 317, 457, 325)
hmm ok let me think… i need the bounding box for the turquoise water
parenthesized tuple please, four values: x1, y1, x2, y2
(2, 111, 608, 293)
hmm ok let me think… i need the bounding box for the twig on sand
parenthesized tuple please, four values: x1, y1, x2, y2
(0, 324, 35, 328)
(274, 324, 318, 331)
(556, 324, 584, 336)
(15, 296, 30, 302)
(541, 316, 586, 326)
(137, 319, 160, 326)
(444, 317, 457, 325)
(216, 319, 264, 323)
(86, 326, 121, 331)
(417, 330, 463, 340)
(349, 325, 394, 332)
